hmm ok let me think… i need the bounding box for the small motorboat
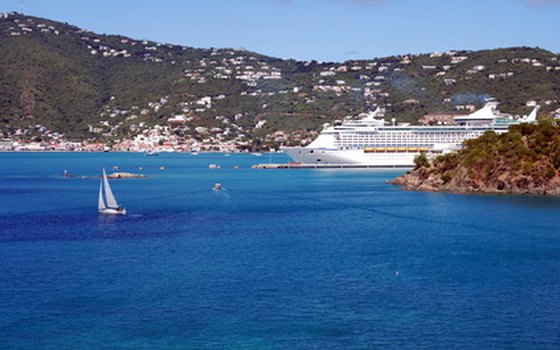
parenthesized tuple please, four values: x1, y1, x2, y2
(213, 183, 223, 190)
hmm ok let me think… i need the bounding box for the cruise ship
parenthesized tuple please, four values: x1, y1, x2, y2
(282, 103, 538, 167)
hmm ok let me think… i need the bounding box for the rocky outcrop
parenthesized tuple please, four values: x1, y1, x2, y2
(390, 121, 560, 196)
(107, 172, 146, 179)
(390, 166, 560, 195)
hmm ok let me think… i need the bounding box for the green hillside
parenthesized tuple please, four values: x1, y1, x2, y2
(1, 13, 559, 146)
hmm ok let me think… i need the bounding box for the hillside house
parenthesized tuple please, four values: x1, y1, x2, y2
(451, 56, 468, 64)
(168, 115, 188, 125)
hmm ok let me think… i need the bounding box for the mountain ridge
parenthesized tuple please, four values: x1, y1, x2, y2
(1, 12, 559, 149)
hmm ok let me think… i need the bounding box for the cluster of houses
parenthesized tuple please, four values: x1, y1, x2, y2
(2, 14, 60, 36)
(420, 51, 560, 86)
(82, 34, 184, 63)
(312, 61, 390, 99)
(0, 12, 185, 64)
(184, 51, 283, 86)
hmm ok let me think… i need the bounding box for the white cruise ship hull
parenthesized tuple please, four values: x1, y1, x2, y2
(282, 147, 418, 167)
(281, 104, 537, 167)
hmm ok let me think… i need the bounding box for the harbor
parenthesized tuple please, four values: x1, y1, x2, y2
(2, 2, 560, 348)
(3, 152, 560, 349)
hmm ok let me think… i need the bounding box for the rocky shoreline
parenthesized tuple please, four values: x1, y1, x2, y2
(389, 166, 560, 196)
(106, 172, 147, 179)
(389, 121, 560, 196)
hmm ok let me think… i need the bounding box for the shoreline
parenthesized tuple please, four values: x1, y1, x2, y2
(389, 170, 560, 197)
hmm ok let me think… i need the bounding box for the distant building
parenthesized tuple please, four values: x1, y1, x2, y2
(167, 115, 188, 125)
(419, 114, 462, 126)
(0, 139, 13, 151)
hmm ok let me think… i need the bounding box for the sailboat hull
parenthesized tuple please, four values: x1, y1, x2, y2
(98, 208, 127, 215)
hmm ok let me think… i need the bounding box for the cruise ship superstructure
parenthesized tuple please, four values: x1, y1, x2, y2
(282, 103, 538, 167)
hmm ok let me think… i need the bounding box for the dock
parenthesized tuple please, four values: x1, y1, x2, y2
(251, 163, 413, 169)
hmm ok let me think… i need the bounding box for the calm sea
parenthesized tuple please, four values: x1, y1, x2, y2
(1, 152, 559, 349)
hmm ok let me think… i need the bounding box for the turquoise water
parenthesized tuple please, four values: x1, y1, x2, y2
(1, 152, 559, 349)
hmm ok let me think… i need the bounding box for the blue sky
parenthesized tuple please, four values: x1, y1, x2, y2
(2, 0, 559, 62)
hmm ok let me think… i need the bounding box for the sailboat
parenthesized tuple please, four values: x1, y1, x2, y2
(98, 169, 126, 215)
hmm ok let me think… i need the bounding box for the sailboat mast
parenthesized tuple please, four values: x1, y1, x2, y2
(98, 180, 106, 210)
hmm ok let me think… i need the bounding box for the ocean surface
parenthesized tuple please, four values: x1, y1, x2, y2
(1, 152, 559, 349)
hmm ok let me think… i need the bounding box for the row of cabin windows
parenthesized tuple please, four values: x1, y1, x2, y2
(339, 133, 482, 139)
(338, 133, 481, 139)
(337, 135, 482, 144)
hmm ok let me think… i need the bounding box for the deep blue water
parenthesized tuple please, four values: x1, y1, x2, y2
(1, 152, 559, 349)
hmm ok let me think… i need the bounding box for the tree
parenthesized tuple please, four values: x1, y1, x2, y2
(414, 152, 430, 170)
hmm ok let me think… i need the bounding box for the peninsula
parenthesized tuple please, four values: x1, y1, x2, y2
(390, 120, 560, 195)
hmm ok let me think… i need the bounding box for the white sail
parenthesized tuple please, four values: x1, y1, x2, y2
(98, 180, 106, 210)
(524, 105, 540, 123)
(102, 169, 119, 209)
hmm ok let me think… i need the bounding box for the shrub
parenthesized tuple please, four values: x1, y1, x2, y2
(414, 152, 430, 170)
